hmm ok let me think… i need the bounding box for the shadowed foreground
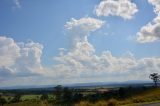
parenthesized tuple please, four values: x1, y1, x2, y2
(1, 87, 160, 106)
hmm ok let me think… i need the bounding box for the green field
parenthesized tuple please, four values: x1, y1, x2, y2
(4, 101, 49, 106)
(1, 88, 160, 106)
(21, 95, 41, 101)
(123, 88, 160, 104)
(76, 88, 160, 106)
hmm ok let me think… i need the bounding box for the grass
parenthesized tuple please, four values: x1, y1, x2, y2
(4, 101, 50, 106)
(75, 99, 118, 106)
(3, 88, 160, 106)
(21, 95, 41, 101)
(119, 88, 160, 105)
(21, 94, 54, 101)
(76, 88, 160, 106)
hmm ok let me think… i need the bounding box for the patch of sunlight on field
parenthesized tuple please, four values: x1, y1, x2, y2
(21, 94, 54, 101)
(75, 88, 160, 106)
(119, 88, 160, 105)
(4, 101, 50, 106)
(21, 95, 41, 101)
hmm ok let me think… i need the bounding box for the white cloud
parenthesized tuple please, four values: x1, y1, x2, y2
(58, 48, 66, 56)
(53, 39, 160, 82)
(137, 16, 160, 43)
(148, 0, 160, 14)
(13, 0, 21, 8)
(1, 13, 160, 85)
(95, 0, 138, 20)
(49, 17, 160, 83)
(0, 36, 44, 80)
(137, 0, 160, 43)
(13, 41, 44, 76)
(0, 36, 20, 67)
(65, 17, 105, 47)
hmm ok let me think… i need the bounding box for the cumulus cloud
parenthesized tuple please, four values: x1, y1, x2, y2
(137, 16, 160, 43)
(0, 36, 44, 81)
(148, 0, 160, 14)
(137, 0, 160, 43)
(1, 13, 160, 85)
(51, 17, 160, 82)
(95, 0, 138, 20)
(0, 36, 20, 67)
(53, 39, 160, 81)
(13, 41, 44, 76)
(65, 17, 105, 46)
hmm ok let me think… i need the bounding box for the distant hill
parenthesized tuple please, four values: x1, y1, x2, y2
(0, 80, 153, 90)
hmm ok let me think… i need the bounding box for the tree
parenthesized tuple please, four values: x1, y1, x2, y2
(11, 94, 21, 103)
(40, 94, 49, 100)
(73, 93, 83, 102)
(0, 95, 7, 106)
(62, 87, 72, 103)
(149, 73, 160, 87)
(118, 87, 125, 98)
(54, 85, 63, 103)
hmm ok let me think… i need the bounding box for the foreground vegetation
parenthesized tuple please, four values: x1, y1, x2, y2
(0, 85, 160, 106)
(76, 87, 160, 106)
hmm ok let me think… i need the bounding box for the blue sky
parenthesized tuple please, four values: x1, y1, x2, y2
(0, 0, 160, 87)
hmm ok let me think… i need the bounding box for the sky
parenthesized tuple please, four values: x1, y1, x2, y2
(0, 0, 160, 87)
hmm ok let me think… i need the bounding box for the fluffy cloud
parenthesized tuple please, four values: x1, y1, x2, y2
(148, 0, 160, 14)
(95, 0, 138, 20)
(0, 36, 44, 80)
(13, 41, 44, 76)
(51, 17, 160, 82)
(137, 0, 160, 43)
(54, 39, 160, 81)
(0, 36, 20, 67)
(137, 16, 160, 43)
(1, 12, 160, 85)
(65, 17, 105, 46)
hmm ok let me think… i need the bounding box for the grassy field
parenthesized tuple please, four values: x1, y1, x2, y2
(2, 95, 41, 102)
(75, 88, 160, 106)
(21, 95, 41, 101)
(4, 101, 49, 106)
(120, 88, 160, 105)
(2, 88, 160, 106)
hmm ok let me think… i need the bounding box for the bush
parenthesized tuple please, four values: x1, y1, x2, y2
(75, 101, 93, 106)
(95, 101, 107, 106)
(40, 94, 48, 100)
(10, 94, 21, 103)
(0, 97, 7, 106)
(132, 98, 145, 103)
(107, 99, 117, 106)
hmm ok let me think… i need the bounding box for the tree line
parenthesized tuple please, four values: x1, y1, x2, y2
(0, 73, 159, 106)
